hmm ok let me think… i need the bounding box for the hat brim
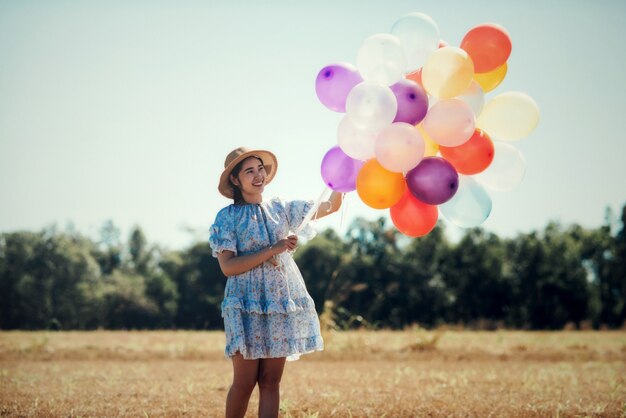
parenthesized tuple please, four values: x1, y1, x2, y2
(218, 150, 278, 198)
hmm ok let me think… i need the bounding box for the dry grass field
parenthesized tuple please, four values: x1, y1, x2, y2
(1, 329, 625, 417)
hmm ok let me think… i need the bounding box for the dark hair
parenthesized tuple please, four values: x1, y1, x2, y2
(229, 156, 264, 205)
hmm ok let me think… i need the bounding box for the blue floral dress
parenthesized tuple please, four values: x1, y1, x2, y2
(209, 197, 324, 361)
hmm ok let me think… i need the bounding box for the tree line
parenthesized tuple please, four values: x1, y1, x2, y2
(1, 205, 625, 331)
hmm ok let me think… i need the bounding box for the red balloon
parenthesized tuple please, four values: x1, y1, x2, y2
(460, 24, 512, 73)
(390, 188, 438, 237)
(439, 129, 494, 175)
(405, 68, 423, 88)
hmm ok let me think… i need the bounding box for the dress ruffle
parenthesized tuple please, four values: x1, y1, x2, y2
(221, 296, 315, 316)
(225, 334, 324, 361)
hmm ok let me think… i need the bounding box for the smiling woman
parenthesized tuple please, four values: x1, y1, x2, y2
(209, 146, 342, 418)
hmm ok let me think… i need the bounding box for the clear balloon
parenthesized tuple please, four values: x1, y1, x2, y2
(315, 63, 363, 112)
(357, 33, 406, 86)
(439, 128, 494, 175)
(320, 146, 365, 192)
(421, 99, 475, 147)
(346, 82, 398, 132)
(390, 12, 440, 71)
(356, 159, 406, 209)
(440, 175, 492, 227)
(460, 23, 512, 73)
(406, 157, 459, 205)
(337, 116, 377, 160)
(390, 79, 429, 124)
(456, 81, 484, 117)
(390, 188, 438, 237)
(375, 122, 425, 172)
(422, 46, 474, 99)
(476, 92, 540, 141)
(474, 62, 507, 93)
(474, 141, 526, 192)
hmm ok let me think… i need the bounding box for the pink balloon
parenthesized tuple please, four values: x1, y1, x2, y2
(375, 122, 425, 172)
(421, 99, 475, 147)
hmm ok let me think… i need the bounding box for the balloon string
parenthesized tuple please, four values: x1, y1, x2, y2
(338, 192, 347, 231)
(295, 186, 330, 235)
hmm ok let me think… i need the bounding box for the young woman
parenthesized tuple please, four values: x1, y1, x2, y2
(209, 146, 342, 418)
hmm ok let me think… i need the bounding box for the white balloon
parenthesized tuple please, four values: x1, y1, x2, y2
(337, 116, 377, 160)
(357, 33, 407, 86)
(474, 142, 526, 192)
(346, 82, 397, 132)
(391, 12, 440, 71)
(456, 81, 485, 117)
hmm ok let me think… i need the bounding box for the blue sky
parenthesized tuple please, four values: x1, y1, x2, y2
(1, 0, 625, 248)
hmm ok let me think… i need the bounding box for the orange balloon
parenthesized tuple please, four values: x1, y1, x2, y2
(390, 188, 438, 237)
(356, 159, 406, 209)
(405, 68, 423, 88)
(460, 23, 512, 73)
(439, 128, 494, 175)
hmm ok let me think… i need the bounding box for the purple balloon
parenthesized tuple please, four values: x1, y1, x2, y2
(406, 157, 459, 205)
(315, 63, 363, 113)
(390, 78, 429, 124)
(321, 146, 364, 192)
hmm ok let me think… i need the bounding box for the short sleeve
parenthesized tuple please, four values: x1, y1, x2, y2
(283, 199, 314, 230)
(277, 198, 316, 240)
(209, 207, 237, 257)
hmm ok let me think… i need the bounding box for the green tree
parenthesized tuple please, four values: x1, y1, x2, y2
(294, 229, 345, 313)
(442, 228, 509, 327)
(162, 242, 224, 329)
(0, 229, 103, 329)
(101, 271, 160, 329)
(0, 232, 42, 328)
(612, 206, 626, 325)
(128, 226, 150, 275)
(401, 224, 452, 327)
(328, 218, 405, 328)
(93, 220, 122, 275)
(506, 223, 589, 329)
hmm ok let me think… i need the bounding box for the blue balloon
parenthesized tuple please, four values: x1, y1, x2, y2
(439, 175, 492, 227)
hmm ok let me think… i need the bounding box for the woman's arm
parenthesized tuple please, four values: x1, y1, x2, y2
(216, 236, 298, 276)
(312, 191, 343, 220)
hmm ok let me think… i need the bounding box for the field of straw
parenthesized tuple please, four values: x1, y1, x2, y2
(1, 329, 625, 417)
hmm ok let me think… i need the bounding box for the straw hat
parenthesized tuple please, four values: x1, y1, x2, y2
(218, 146, 278, 198)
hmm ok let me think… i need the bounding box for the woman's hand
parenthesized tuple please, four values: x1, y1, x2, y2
(217, 235, 298, 276)
(271, 234, 298, 255)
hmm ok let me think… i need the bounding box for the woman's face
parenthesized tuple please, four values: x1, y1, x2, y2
(231, 157, 266, 198)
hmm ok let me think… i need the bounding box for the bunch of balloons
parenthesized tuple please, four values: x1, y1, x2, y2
(316, 12, 539, 237)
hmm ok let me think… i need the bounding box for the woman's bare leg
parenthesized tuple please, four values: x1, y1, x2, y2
(226, 353, 259, 418)
(257, 357, 286, 418)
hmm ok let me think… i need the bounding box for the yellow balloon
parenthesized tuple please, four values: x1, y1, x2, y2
(476, 92, 540, 141)
(422, 46, 474, 99)
(417, 125, 440, 156)
(474, 62, 508, 93)
(356, 159, 406, 209)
